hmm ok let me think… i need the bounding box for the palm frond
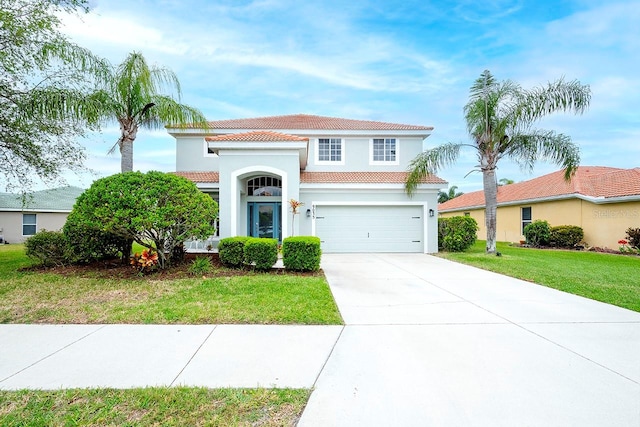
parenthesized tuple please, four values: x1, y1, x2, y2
(516, 78, 591, 123)
(506, 130, 580, 180)
(405, 143, 462, 195)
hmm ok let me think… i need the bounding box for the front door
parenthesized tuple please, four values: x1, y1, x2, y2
(248, 202, 282, 241)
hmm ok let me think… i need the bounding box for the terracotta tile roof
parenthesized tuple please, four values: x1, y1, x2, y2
(204, 114, 433, 131)
(301, 172, 446, 184)
(173, 171, 219, 183)
(439, 166, 640, 211)
(174, 171, 445, 185)
(205, 131, 309, 142)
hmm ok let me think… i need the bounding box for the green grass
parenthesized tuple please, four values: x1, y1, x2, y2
(0, 387, 309, 426)
(438, 241, 640, 312)
(0, 245, 343, 325)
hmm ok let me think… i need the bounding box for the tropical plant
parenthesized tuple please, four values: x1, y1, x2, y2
(67, 171, 218, 268)
(438, 186, 464, 203)
(0, 0, 108, 191)
(289, 199, 304, 236)
(86, 51, 208, 172)
(406, 70, 590, 253)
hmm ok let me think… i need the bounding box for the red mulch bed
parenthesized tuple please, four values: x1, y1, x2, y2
(22, 253, 322, 280)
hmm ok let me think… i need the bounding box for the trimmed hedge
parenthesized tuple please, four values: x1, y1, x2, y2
(218, 236, 250, 267)
(282, 236, 322, 271)
(63, 212, 130, 263)
(523, 220, 550, 247)
(24, 230, 70, 266)
(438, 216, 478, 252)
(550, 225, 584, 248)
(244, 238, 278, 271)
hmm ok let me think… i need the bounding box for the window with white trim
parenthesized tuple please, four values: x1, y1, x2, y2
(371, 138, 397, 163)
(317, 138, 342, 163)
(23, 213, 36, 236)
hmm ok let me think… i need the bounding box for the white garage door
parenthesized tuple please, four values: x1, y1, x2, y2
(315, 205, 424, 253)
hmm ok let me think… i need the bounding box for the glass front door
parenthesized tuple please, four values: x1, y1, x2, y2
(248, 202, 281, 241)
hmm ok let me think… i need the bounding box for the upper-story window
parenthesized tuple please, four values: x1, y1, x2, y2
(317, 138, 343, 164)
(370, 138, 398, 164)
(248, 176, 282, 196)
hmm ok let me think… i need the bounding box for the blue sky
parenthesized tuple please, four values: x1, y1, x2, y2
(58, 0, 640, 193)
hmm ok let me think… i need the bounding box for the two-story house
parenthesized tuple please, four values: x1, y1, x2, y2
(168, 114, 447, 253)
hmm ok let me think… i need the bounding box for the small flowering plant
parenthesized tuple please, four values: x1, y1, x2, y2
(130, 248, 159, 273)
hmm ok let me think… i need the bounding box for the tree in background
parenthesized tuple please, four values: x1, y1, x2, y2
(87, 52, 209, 172)
(0, 0, 107, 191)
(68, 171, 218, 268)
(438, 185, 464, 204)
(406, 70, 590, 253)
(498, 178, 515, 186)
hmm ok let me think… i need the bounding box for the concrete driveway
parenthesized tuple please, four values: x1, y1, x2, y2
(299, 253, 640, 426)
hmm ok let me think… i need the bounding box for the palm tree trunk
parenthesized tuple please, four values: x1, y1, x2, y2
(118, 119, 138, 172)
(483, 168, 498, 253)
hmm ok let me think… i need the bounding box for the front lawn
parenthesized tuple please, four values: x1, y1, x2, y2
(0, 387, 309, 426)
(0, 245, 343, 325)
(438, 241, 640, 312)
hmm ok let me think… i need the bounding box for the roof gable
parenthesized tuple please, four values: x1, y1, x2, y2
(439, 167, 640, 211)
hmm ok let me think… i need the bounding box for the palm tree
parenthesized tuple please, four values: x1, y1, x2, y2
(88, 52, 208, 172)
(406, 70, 590, 253)
(438, 185, 464, 204)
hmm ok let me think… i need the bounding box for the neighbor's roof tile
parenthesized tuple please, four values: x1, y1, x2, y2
(0, 186, 84, 211)
(205, 131, 309, 142)
(203, 114, 433, 131)
(439, 166, 640, 211)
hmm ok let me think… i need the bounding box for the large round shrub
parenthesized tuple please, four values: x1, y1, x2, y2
(523, 220, 550, 247)
(438, 216, 478, 252)
(67, 171, 218, 268)
(64, 207, 130, 263)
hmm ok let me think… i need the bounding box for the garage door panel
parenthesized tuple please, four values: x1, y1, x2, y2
(315, 205, 423, 253)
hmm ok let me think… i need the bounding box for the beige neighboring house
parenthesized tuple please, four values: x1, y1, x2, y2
(439, 167, 640, 249)
(0, 186, 84, 244)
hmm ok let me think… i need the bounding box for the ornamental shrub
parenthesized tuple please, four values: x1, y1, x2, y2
(66, 171, 218, 269)
(282, 236, 322, 271)
(24, 230, 70, 266)
(63, 209, 130, 263)
(438, 216, 478, 252)
(244, 238, 278, 271)
(188, 256, 213, 275)
(626, 227, 640, 249)
(549, 225, 584, 248)
(523, 220, 550, 247)
(218, 236, 250, 268)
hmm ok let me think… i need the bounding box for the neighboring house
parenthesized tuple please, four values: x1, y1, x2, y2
(0, 186, 84, 244)
(169, 114, 447, 253)
(439, 167, 640, 248)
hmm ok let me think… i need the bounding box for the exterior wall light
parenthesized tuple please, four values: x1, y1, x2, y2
(306, 209, 311, 218)
(429, 208, 435, 217)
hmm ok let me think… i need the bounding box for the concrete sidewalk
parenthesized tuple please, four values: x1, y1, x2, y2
(2, 253, 639, 426)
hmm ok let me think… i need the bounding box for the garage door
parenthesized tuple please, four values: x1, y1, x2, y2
(315, 205, 424, 253)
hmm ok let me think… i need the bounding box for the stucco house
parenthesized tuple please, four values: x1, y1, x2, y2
(169, 114, 447, 253)
(439, 166, 640, 249)
(0, 186, 84, 244)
